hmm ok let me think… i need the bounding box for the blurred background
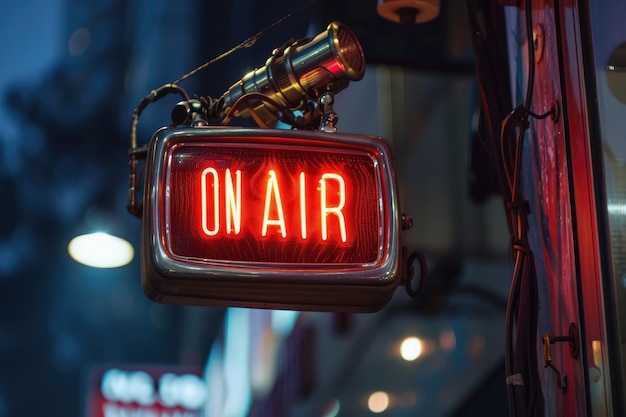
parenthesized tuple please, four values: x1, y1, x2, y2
(0, 0, 514, 416)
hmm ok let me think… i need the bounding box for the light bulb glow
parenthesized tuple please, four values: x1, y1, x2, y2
(368, 391, 389, 413)
(400, 337, 423, 361)
(68, 232, 134, 268)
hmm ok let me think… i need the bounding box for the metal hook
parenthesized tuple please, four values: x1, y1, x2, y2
(542, 323, 579, 392)
(542, 332, 567, 390)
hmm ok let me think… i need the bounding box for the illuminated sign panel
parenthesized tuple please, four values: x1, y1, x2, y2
(167, 144, 380, 264)
(85, 366, 206, 417)
(142, 127, 401, 312)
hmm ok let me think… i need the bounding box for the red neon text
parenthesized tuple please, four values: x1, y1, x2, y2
(200, 168, 347, 242)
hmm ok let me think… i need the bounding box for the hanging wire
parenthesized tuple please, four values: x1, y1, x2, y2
(170, 0, 318, 86)
(129, 84, 190, 150)
(501, 1, 557, 415)
(127, 84, 190, 217)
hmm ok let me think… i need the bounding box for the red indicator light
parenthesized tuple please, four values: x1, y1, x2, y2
(165, 143, 381, 264)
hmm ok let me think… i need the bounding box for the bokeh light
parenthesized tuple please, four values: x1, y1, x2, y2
(368, 391, 390, 413)
(400, 336, 423, 361)
(68, 27, 91, 56)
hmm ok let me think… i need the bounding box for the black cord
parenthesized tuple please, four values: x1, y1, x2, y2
(170, 0, 318, 86)
(502, 2, 551, 416)
(129, 83, 189, 149)
(127, 84, 190, 217)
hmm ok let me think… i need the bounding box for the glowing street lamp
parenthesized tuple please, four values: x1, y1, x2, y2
(68, 232, 134, 268)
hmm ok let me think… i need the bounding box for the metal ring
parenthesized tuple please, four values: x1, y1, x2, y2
(406, 251, 427, 298)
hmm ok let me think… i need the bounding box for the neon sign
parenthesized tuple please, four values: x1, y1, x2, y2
(199, 168, 347, 242)
(165, 141, 381, 264)
(141, 127, 402, 311)
(85, 366, 206, 417)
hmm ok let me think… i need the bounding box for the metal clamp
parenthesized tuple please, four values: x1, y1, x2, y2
(319, 91, 338, 133)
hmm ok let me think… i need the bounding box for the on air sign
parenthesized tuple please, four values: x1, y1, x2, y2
(167, 143, 380, 263)
(86, 366, 206, 417)
(140, 127, 402, 312)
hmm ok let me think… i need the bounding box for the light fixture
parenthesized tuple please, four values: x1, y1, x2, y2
(68, 207, 135, 268)
(377, 0, 440, 24)
(221, 21, 365, 126)
(68, 232, 134, 268)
